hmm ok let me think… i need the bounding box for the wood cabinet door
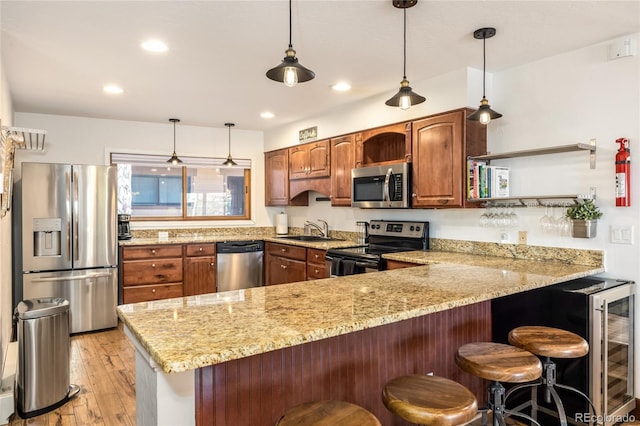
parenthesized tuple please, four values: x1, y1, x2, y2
(184, 256, 216, 296)
(307, 140, 330, 178)
(288, 145, 309, 180)
(330, 134, 356, 206)
(412, 110, 464, 208)
(265, 149, 289, 206)
(265, 253, 306, 285)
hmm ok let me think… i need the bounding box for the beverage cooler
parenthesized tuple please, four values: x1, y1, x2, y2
(492, 277, 635, 426)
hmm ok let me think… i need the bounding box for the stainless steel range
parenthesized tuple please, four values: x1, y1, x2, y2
(326, 220, 429, 276)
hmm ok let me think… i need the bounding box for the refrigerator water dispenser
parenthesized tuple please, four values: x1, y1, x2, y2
(33, 218, 61, 257)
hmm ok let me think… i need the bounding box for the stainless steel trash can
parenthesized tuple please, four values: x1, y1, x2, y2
(16, 297, 79, 418)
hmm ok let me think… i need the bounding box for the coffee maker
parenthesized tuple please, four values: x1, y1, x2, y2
(117, 214, 132, 240)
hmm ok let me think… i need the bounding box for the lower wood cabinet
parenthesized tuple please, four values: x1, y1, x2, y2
(183, 243, 216, 296)
(306, 248, 327, 280)
(265, 242, 307, 285)
(121, 244, 184, 304)
(385, 260, 419, 270)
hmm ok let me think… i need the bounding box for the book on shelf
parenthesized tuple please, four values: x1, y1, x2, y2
(467, 160, 509, 199)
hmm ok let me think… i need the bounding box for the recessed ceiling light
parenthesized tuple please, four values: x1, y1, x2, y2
(332, 82, 351, 92)
(141, 39, 168, 53)
(260, 112, 275, 119)
(103, 85, 124, 94)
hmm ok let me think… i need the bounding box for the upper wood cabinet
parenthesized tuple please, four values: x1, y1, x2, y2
(330, 134, 356, 206)
(265, 148, 308, 206)
(289, 139, 330, 180)
(411, 108, 486, 208)
(356, 122, 412, 167)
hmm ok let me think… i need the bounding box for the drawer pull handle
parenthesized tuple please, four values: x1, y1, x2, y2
(152, 288, 156, 293)
(199, 247, 203, 251)
(151, 263, 156, 268)
(281, 248, 286, 252)
(314, 254, 319, 259)
(151, 249, 156, 254)
(281, 264, 287, 269)
(210, 263, 214, 267)
(314, 268, 319, 273)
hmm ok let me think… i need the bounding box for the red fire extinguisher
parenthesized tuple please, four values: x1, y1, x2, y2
(615, 137, 630, 206)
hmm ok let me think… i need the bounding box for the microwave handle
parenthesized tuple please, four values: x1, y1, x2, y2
(384, 168, 393, 207)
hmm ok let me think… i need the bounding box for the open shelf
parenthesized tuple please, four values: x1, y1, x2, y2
(469, 139, 597, 169)
(466, 194, 591, 207)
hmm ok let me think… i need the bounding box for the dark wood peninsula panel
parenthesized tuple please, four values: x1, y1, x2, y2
(194, 301, 491, 426)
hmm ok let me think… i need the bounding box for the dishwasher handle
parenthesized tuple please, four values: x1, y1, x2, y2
(216, 241, 265, 253)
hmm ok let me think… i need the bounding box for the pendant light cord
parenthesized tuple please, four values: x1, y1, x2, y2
(173, 120, 177, 152)
(482, 36, 486, 97)
(228, 125, 231, 156)
(288, 0, 293, 49)
(402, 6, 407, 79)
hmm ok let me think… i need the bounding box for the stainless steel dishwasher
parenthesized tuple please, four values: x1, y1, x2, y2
(216, 241, 264, 292)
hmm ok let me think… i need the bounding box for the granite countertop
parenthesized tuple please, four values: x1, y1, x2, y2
(119, 233, 361, 250)
(117, 252, 604, 374)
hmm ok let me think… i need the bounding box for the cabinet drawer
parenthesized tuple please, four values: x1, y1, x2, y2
(306, 248, 326, 265)
(122, 258, 183, 285)
(266, 242, 306, 261)
(123, 283, 183, 304)
(186, 243, 216, 257)
(122, 245, 184, 260)
(307, 263, 327, 280)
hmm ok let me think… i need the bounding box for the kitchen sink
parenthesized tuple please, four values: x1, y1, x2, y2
(278, 235, 343, 242)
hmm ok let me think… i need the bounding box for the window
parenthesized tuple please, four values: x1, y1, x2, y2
(111, 153, 251, 220)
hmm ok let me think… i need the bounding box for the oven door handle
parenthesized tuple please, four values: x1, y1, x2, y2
(355, 261, 378, 269)
(384, 168, 393, 207)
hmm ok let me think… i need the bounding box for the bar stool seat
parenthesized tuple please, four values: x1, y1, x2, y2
(455, 342, 543, 383)
(276, 400, 381, 426)
(508, 325, 589, 358)
(456, 342, 543, 426)
(382, 374, 478, 425)
(507, 326, 597, 426)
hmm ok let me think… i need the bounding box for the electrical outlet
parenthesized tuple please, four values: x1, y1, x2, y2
(518, 231, 528, 245)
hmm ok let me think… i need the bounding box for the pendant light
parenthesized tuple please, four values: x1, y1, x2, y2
(222, 123, 237, 167)
(167, 118, 182, 165)
(385, 0, 425, 110)
(467, 27, 502, 124)
(265, 0, 315, 87)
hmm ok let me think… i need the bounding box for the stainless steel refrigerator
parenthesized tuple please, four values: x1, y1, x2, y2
(15, 162, 118, 333)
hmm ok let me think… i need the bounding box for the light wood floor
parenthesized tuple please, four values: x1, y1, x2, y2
(9, 322, 136, 426)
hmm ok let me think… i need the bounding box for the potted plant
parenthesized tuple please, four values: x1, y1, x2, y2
(565, 199, 602, 238)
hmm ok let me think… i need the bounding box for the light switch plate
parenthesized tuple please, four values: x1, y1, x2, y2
(610, 225, 634, 244)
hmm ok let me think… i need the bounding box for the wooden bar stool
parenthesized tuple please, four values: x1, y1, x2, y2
(382, 374, 479, 425)
(276, 400, 381, 426)
(455, 342, 543, 426)
(507, 325, 597, 426)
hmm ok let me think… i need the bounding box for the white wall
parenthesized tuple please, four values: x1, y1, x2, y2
(0, 36, 15, 378)
(13, 114, 270, 229)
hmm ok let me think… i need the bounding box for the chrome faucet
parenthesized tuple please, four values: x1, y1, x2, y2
(304, 219, 329, 238)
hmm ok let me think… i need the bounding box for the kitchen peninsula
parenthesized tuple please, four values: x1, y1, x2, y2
(117, 245, 604, 426)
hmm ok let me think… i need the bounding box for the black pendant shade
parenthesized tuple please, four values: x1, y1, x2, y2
(222, 123, 237, 167)
(167, 118, 182, 165)
(266, 0, 315, 87)
(467, 27, 502, 124)
(385, 0, 425, 110)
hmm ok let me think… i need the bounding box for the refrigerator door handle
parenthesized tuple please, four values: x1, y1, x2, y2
(73, 170, 79, 261)
(29, 272, 114, 283)
(66, 170, 72, 262)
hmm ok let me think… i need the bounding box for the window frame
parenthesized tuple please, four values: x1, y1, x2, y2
(110, 152, 251, 221)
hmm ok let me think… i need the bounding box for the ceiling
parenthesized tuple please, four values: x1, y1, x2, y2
(2, 1, 639, 132)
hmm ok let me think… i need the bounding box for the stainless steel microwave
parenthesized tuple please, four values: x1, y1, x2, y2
(351, 163, 411, 208)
